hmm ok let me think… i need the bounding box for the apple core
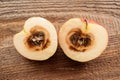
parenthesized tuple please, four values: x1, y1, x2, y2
(66, 28, 93, 52)
(24, 26, 50, 51)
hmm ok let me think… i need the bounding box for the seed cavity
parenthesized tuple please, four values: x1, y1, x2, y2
(66, 28, 93, 52)
(24, 26, 50, 51)
(70, 32, 91, 47)
(29, 31, 45, 46)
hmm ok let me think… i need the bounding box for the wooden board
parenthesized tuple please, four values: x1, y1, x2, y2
(0, 0, 120, 80)
(0, 13, 120, 80)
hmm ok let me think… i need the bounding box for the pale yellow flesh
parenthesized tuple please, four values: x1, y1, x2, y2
(59, 18, 108, 62)
(13, 17, 58, 60)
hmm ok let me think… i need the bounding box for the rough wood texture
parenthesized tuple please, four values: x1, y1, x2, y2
(0, 0, 120, 80)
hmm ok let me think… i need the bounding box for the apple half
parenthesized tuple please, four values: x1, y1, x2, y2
(59, 18, 108, 62)
(13, 17, 58, 60)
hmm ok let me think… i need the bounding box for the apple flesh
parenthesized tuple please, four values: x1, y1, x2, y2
(13, 17, 58, 60)
(59, 18, 108, 62)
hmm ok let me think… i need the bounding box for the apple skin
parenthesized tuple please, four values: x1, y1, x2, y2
(59, 18, 108, 62)
(13, 17, 58, 61)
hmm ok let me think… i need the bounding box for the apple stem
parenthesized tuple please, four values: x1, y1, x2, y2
(84, 19, 88, 30)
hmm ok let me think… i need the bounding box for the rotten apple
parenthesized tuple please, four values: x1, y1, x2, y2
(59, 18, 108, 62)
(13, 17, 58, 60)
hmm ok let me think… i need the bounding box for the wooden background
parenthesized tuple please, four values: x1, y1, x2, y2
(0, 0, 120, 80)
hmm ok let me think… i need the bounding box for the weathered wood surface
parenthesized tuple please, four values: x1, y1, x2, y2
(0, 0, 120, 80)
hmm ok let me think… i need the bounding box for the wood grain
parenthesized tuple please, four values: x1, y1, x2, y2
(0, 0, 120, 21)
(0, 0, 120, 80)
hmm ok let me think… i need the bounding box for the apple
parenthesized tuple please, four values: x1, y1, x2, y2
(13, 17, 58, 60)
(59, 18, 108, 62)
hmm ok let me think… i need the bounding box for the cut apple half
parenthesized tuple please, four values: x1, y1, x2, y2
(59, 18, 108, 62)
(13, 17, 58, 60)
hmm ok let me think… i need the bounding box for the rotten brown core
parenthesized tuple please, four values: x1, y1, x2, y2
(70, 31, 91, 47)
(66, 20, 93, 52)
(24, 26, 50, 51)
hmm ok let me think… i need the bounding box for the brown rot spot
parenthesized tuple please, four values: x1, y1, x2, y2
(70, 33, 91, 47)
(24, 26, 50, 51)
(69, 46, 86, 52)
(42, 39, 50, 49)
(66, 28, 93, 52)
(27, 31, 45, 47)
